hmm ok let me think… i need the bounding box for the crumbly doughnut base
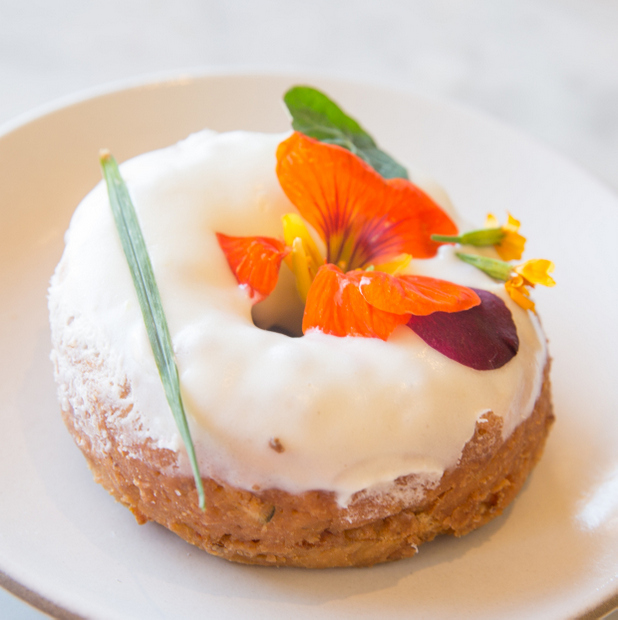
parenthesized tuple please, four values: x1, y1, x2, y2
(58, 359, 553, 568)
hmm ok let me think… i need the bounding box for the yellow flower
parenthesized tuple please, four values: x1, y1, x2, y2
(486, 213, 526, 261)
(456, 244, 555, 313)
(514, 258, 556, 288)
(504, 275, 535, 311)
(506, 259, 555, 311)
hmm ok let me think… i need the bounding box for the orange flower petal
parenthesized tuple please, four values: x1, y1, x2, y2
(276, 132, 457, 269)
(216, 233, 288, 304)
(302, 264, 410, 340)
(353, 270, 480, 316)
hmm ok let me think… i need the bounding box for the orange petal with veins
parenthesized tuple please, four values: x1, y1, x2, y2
(276, 132, 457, 268)
(216, 233, 288, 304)
(302, 264, 410, 340)
(355, 270, 481, 316)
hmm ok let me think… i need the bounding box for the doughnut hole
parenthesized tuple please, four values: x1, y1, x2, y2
(251, 264, 304, 337)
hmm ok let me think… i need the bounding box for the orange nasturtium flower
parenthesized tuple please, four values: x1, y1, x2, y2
(217, 132, 481, 340)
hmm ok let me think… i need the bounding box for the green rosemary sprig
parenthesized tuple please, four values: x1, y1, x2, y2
(100, 151, 205, 510)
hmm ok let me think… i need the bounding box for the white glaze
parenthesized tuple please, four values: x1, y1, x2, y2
(49, 130, 547, 505)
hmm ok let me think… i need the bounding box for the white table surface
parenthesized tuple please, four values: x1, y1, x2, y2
(1, 1, 617, 618)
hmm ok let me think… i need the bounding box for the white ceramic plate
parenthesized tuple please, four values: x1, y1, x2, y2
(0, 73, 617, 620)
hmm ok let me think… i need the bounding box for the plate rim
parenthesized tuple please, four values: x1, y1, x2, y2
(0, 568, 84, 620)
(2, 66, 616, 205)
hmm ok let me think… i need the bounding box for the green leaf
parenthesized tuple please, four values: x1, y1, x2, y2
(100, 151, 205, 511)
(283, 86, 409, 180)
(456, 252, 513, 281)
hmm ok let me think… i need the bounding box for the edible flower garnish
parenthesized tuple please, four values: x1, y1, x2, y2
(408, 288, 519, 370)
(505, 259, 556, 311)
(432, 212, 526, 261)
(486, 213, 526, 261)
(218, 131, 480, 341)
(218, 86, 525, 369)
(215, 234, 289, 303)
(457, 253, 555, 312)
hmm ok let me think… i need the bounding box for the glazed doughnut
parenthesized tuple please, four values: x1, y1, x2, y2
(49, 129, 553, 567)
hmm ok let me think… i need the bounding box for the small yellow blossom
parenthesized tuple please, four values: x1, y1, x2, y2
(504, 275, 535, 311)
(505, 259, 555, 311)
(486, 213, 526, 261)
(514, 258, 556, 288)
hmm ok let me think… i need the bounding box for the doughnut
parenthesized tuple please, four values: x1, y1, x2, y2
(48, 125, 554, 568)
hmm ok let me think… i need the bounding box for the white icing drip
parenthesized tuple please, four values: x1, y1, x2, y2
(48, 129, 547, 503)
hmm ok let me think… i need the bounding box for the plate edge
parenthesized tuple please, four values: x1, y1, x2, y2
(0, 569, 85, 620)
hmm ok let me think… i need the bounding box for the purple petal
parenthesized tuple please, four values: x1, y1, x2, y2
(406, 289, 519, 370)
